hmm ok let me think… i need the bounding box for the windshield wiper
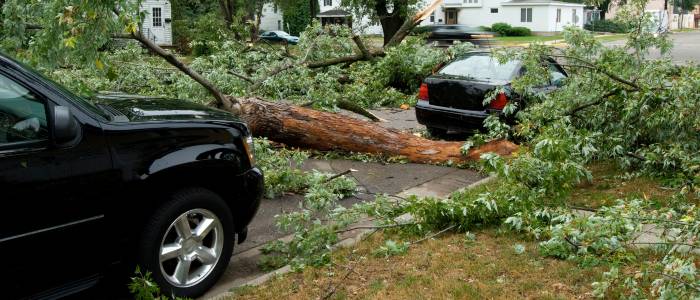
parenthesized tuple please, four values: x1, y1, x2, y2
(96, 104, 130, 123)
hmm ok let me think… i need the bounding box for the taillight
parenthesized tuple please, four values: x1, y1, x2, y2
(489, 92, 508, 110)
(419, 83, 429, 101)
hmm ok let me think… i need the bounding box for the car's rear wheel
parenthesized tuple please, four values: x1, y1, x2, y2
(426, 126, 447, 138)
(139, 188, 234, 298)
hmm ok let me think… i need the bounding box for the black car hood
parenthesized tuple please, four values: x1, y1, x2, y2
(92, 93, 241, 123)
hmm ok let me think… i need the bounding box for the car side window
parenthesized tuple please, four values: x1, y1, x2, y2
(0, 73, 48, 145)
(549, 63, 566, 86)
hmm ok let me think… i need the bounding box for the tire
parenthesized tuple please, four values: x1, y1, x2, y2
(138, 188, 235, 298)
(427, 126, 447, 138)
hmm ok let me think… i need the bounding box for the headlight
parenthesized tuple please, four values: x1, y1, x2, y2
(242, 135, 255, 166)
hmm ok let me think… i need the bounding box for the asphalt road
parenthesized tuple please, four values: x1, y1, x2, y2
(603, 30, 700, 64)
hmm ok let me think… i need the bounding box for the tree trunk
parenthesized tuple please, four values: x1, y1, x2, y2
(235, 98, 518, 164)
(124, 0, 517, 165)
(310, 0, 319, 21)
(219, 0, 235, 29)
(376, 0, 409, 46)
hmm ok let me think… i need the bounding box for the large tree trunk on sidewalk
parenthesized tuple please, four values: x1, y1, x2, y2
(122, 0, 517, 165)
(235, 98, 518, 164)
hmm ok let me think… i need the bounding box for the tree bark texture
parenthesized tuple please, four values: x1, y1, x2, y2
(236, 98, 518, 164)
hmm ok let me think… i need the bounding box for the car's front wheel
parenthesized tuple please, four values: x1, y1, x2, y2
(139, 188, 234, 298)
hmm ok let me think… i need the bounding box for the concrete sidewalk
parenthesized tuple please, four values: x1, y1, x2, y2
(201, 159, 484, 299)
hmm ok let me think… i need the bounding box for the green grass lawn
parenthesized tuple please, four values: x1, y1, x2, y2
(493, 35, 564, 46)
(230, 162, 683, 299)
(493, 33, 627, 46)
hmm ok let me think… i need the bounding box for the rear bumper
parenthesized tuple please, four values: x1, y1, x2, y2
(233, 167, 264, 243)
(415, 100, 492, 132)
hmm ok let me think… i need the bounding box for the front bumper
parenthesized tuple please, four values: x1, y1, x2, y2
(234, 167, 264, 243)
(415, 100, 493, 133)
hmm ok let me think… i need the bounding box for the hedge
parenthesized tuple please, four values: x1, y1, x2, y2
(584, 19, 630, 33)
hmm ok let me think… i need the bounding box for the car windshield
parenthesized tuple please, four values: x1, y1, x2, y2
(438, 54, 519, 81)
(6, 56, 110, 119)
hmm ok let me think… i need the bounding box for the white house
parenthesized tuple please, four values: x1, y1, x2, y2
(606, 0, 698, 30)
(258, 0, 383, 35)
(258, 0, 583, 36)
(259, 3, 285, 32)
(423, 0, 585, 34)
(140, 0, 173, 46)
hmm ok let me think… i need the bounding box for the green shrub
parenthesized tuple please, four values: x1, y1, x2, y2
(491, 22, 512, 36)
(507, 26, 532, 36)
(584, 19, 629, 33)
(490, 23, 531, 36)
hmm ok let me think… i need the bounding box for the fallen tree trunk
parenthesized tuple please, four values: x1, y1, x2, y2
(235, 97, 518, 164)
(115, 0, 518, 165)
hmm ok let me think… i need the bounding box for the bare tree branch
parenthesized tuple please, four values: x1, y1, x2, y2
(227, 70, 255, 83)
(553, 53, 640, 90)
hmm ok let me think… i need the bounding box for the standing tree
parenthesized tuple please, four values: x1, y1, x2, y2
(342, 0, 418, 45)
(219, 0, 268, 40)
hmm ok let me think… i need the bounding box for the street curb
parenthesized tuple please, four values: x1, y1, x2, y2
(205, 175, 496, 299)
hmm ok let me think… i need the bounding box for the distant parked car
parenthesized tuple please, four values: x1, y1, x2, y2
(420, 25, 495, 47)
(0, 53, 264, 299)
(416, 51, 567, 135)
(260, 31, 300, 44)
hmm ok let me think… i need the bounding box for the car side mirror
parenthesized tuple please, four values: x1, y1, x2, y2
(54, 106, 80, 144)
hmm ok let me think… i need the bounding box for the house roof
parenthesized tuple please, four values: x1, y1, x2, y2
(501, 0, 585, 6)
(317, 9, 352, 17)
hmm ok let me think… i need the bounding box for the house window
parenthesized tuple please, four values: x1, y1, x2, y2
(491, 8, 498, 13)
(520, 8, 532, 23)
(152, 7, 162, 27)
(572, 9, 579, 24)
(274, 4, 278, 13)
(556, 8, 561, 22)
(277, 20, 282, 30)
(430, 12, 435, 22)
(324, 0, 332, 6)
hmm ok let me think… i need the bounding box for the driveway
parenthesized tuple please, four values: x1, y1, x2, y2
(603, 30, 700, 64)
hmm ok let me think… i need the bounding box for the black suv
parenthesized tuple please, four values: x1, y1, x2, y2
(0, 54, 263, 299)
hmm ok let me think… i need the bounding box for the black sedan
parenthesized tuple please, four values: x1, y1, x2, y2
(259, 31, 299, 44)
(416, 51, 567, 136)
(421, 25, 495, 47)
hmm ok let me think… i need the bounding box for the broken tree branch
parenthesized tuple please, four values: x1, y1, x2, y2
(566, 88, 622, 116)
(128, 30, 238, 112)
(410, 224, 456, 245)
(337, 99, 383, 122)
(112, 7, 238, 112)
(227, 70, 255, 83)
(352, 35, 372, 59)
(334, 222, 416, 234)
(553, 52, 640, 91)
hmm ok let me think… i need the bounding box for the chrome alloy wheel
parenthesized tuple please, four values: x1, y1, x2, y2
(159, 208, 224, 288)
